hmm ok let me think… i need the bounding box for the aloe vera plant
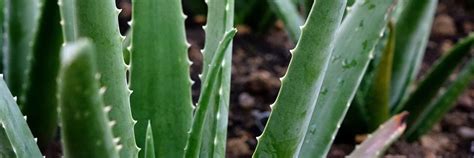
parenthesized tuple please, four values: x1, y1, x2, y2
(72, 0, 139, 156)
(129, 0, 193, 156)
(0, 0, 472, 157)
(0, 78, 42, 157)
(338, 0, 474, 143)
(20, 0, 63, 150)
(253, 0, 346, 156)
(3, 0, 39, 98)
(349, 112, 407, 158)
(58, 39, 119, 158)
(198, 0, 234, 156)
(390, 0, 438, 108)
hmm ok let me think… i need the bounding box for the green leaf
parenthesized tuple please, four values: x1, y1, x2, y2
(0, 126, 15, 158)
(129, 0, 192, 157)
(74, 0, 138, 156)
(267, 0, 304, 42)
(144, 122, 155, 158)
(58, 0, 77, 42)
(4, 0, 40, 99)
(0, 79, 42, 157)
(361, 23, 396, 131)
(252, 0, 346, 156)
(58, 39, 119, 158)
(300, 0, 396, 157)
(348, 112, 407, 158)
(20, 0, 63, 150)
(405, 57, 474, 141)
(395, 34, 474, 115)
(122, 30, 131, 65)
(390, 0, 438, 108)
(0, 0, 4, 72)
(199, 0, 234, 157)
(184, 29, 237, 158)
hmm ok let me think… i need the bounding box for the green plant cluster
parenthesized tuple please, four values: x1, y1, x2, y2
(0, 0, 472, 157)
(270, 0, 474, 144)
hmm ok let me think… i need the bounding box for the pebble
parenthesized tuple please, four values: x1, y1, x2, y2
(458, 127, 474, 139)
(432, 14, 457, 36)
(239, 92, 255, 109)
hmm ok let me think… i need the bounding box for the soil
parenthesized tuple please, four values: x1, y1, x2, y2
(117, 0, 474, 157)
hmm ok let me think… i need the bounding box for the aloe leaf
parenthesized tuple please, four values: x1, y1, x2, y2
(20, 0, 63, 150)
(122, 30, 131, 65)
(348, 112, 408, 158)
(252, 0, 346, 156)
(4, 0, 40, 99)
(300, 0, 396, 157)
(58, 40, 119, 158)
(344, 23, 395, 135)
(184, 29, 237, 158)
(144, 122, 155, 158)
(199, 0, 234, 157)
(362, 23, 396, 131)
(267, 0, 304, 42)
(0, 0, 4, 72)
(390, 0, 438, 108)
(0, 79, 42, 157)
(0, 126, 15, 158)
(74, 0, 138, 156)
(129, 0, 192, 157)
(405, 57, 474, 141)
(58, 0, 76, 42)
(395, 34, 474, 115)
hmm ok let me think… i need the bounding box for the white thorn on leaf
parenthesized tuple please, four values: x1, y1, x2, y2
(113, 137, 121, 144)
(99, 87, 107, 95)
(104, 106, 112, 113)
(109, 120, 116, 127)
(95, 73, 101, 80)
(116, 144, 123, 151)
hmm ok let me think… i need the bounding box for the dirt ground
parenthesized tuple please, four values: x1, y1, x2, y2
(115, 0, 474, 157)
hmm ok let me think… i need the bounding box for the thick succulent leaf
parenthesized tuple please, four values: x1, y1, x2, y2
(390, 0, 438, 108)
(74, 0, 138, 156)
(129, 0, 192, 157)
(20, 0, 63, 150)
(0, 0, 4, 72)
(4, 0, 39, 99)
(199, 0, 234, 157)
(252, 0, 346, 156)
(405, 57, 474, 141)
(58, 40, 119, 158)
(267, 0, 304, 42)
(58, 0, 76, 42)
(184, 29, 237, 158)
(0, 79, 42, 157)
(347, 28, 392, 135)
(144, 122, 155, 158)
(348, 112, 407, 158)
(300, 0, 396, 157)
(361, 23, 396, 131)
(395, 34, 474, 114)
(122, 30, 131, 65)
(0, 126, 15, 158)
